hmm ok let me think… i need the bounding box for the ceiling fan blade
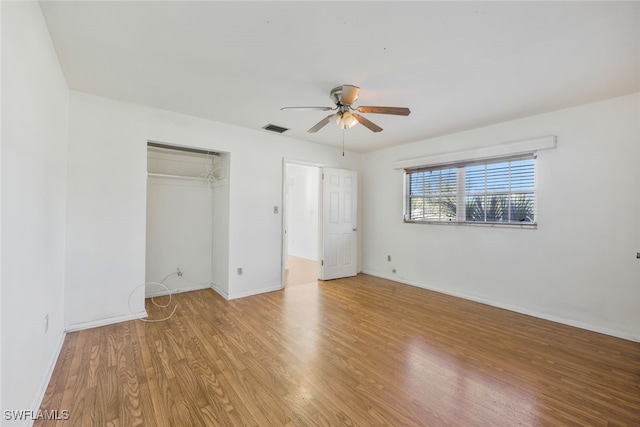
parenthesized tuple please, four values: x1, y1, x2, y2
(281, 106, 334, 111)
(307, 114, 335, 133)
(356, 106, 411, 116)
(353, 113, 383, 132)
(340, 85, 360, 105)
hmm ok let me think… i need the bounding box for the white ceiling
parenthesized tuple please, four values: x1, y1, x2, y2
(40, 1, 639, 153)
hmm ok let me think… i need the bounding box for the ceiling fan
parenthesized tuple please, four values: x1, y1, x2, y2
(281, 85, 410, 133)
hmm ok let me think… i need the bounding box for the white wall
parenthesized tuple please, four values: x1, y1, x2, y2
(211, 152, 230, 296)
(65, 95, 148, 329)
(146, 176, 214, 292)
(361, 93, 640, 341)
(286, 163, 319, 261)
(64, 91, 360, 328)
(1, 1, 69, 423)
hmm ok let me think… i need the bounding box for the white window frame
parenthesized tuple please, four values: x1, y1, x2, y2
(395, 135, 557, 228)
(404, 155, 537, 227)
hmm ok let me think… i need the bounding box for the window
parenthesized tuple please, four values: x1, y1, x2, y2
(405, 155, 535, 225)
(406, 167, 458, 222)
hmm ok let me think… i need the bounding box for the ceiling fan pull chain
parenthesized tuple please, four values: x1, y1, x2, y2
(342, 129, 345, 157)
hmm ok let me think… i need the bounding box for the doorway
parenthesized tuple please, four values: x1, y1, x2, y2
(283, 162, 320, 287)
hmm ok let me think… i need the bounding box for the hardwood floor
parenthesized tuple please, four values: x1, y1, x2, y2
(37, 274, 640, 426)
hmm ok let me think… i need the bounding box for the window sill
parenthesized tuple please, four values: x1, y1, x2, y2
(403, 219, 537, 229)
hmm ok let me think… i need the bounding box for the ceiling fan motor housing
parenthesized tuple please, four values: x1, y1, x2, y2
(330, 85, 358, 106)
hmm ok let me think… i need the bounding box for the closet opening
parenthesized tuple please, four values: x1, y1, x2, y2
(145, 141, 230, 300)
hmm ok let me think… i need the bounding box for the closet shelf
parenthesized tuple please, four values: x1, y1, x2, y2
(147, 172, 206, 182)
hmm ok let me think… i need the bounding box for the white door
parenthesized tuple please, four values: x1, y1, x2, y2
(320, 168, 357, 280)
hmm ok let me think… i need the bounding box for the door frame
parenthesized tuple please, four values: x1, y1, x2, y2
(281, 158, 324, 289)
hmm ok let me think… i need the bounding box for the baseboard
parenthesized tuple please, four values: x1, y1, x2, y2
(30, 329, 66, 422)
(153, 282, 283, 301)
(211, 283, 282, 301)
(210, 282, 229, 299)
(227, 284, 282, 300)
(362, 270, 640, 343)
(65, 311, 148, 333)
(146, 284, 211, 298)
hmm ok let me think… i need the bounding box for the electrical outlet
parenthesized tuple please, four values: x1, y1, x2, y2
(392, 269, 396, 274)
(177, 267, 183, 276)
(45, 314, 49, 333)
(274, 206, 279, 214)
(237, 267, 243, 275)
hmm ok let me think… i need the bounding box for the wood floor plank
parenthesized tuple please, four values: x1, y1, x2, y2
(36, 274, 640, 426)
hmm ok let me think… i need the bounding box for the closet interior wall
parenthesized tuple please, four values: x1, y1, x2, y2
(146, 146, 229, 296)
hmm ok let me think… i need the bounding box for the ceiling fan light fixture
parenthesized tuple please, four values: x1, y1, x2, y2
(341, 111, 358, 129)
(330, 111, 358, 130)
(328, 112, 339, 127)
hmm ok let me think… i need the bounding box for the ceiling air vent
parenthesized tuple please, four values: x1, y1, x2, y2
(262, 124, 289, 134)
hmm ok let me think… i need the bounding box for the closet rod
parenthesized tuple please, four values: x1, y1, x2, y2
(147, 141, 220, 156)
